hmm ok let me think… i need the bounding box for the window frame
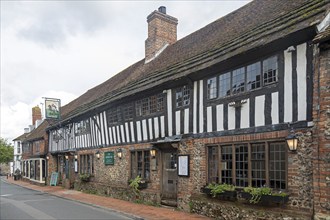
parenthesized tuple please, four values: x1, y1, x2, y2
(130, 150, 151, 180)
(206, 54, 279, 101)
(176, 85, 191, 108)
(206, 140, 287, 190)
(79, 154, 94, 175)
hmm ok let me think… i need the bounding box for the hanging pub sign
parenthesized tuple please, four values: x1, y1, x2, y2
(45, 98, 61, 120)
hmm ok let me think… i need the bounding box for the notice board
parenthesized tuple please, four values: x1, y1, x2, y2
(50, 172, 58, 186)
(104, 151, 114, 165)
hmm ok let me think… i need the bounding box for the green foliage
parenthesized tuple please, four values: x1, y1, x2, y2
(129, 176, 142, 195)
(0, 138, 14, 164)
(79, 173, 91, 182)
(243, 186, 287, 204)
(207, 183, 235, 197)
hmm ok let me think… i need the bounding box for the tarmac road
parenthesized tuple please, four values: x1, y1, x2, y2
(0, 178, 133, 220)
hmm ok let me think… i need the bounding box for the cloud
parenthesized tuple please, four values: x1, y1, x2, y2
(3, 1, 110, 48)
(0, 0, 250, 144)
(0, 90, 77, 143)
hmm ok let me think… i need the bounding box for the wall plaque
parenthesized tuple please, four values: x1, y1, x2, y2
(104, 151, 114, 165)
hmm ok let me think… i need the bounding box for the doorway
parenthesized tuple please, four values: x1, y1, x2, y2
(161, 151, 178, 206)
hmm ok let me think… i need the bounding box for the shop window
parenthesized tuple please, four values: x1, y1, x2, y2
(131, 150, 150, 180)
(176, 85, 190, 108)
(79, 154, 94, 174)
(207, 141, 287, 190)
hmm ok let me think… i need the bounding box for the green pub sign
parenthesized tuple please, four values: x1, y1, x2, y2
(104, 151, 114, 165)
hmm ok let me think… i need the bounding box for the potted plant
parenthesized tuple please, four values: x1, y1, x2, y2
(79, 173, 91, 182)
(241, 186, 289, 205)
(203, 183, 237, 201)
(129, 176, 148, 191)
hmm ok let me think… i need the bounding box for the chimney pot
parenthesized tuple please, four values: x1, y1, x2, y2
(158, 6, 166, 14)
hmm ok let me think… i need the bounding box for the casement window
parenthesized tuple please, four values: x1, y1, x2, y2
(80, 154, 94, 174)
(232, 67, 245, 95)
(176, 85, 191, 108)
(207, 141, 287, 190)
(107, 107, 122, 125)
(207, 77, 217, 99)
(219, 72, 231, 98)
(207, 55, 278, 100)
(131, 150, 150, 180)
(246, 62, 261, 91)
(75, 120, 91, 135)
(123, 103, 134, 121)
(35, 141, 40, 153)
(17, 142, 21, 154)
(136, 94, 165, 117)
(263, 56, 278, 85)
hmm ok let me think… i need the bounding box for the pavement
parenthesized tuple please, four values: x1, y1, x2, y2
(3, 177, 211, 220)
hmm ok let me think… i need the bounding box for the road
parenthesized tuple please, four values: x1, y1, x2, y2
(0, 177, 133, 220)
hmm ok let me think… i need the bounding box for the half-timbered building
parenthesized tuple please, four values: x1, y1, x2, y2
(46, 0, 330, 219)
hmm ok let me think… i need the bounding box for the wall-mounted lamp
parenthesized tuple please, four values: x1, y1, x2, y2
(150, 148, 157, 158)
(286, 128, 298, 152)
(95, 150, 100, 159)
(74, 154, 78, 160)
(117, 148, 122, 159)
(65, 155, 69, 160)
(46, 155, 50, 160)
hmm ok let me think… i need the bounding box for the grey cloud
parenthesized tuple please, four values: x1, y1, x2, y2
(16, 2, 110, 48)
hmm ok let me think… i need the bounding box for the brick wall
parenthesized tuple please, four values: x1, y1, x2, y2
(312, 45, 330, 219)
(145, 9, 177, 62)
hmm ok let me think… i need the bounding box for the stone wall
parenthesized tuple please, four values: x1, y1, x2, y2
(176, 130, 314, 219)
(312, 44, 330, 219)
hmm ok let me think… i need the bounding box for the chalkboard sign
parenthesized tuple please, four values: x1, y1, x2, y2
(104, 151, 114, 165)
(50, 172, 58, 186)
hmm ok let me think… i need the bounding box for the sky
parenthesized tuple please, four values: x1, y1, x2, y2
(1, 0, 250, 143)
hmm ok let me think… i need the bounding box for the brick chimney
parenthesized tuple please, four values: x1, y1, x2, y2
(32, 106, 42, 126)
(145, 6, 178, 63)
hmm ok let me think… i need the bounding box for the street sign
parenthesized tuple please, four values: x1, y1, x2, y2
(50, 172, 58, 186)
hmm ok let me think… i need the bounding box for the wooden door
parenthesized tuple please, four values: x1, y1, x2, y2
(162, 152, 178, 200)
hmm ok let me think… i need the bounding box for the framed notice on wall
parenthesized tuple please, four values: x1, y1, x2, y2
(178, 155, 189, 177)
(104, 151, 114, 165)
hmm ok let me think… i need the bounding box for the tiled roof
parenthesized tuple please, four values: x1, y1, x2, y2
(54, 0, 328, 127)
(13, 133, 29, 141)
(313, 26, 330, 43)
(23, 120, 50, 142)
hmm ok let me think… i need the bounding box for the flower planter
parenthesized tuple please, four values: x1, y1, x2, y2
(201, 187, 212, 195)
(240, 192, 289, 205)
(215, 190, 237, 201)
(137, 182, 148, 190)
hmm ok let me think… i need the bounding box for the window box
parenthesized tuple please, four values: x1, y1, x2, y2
(202, 183, 237, 201)
(128, 176, 148, 191)
(240, 187, 289, 205)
